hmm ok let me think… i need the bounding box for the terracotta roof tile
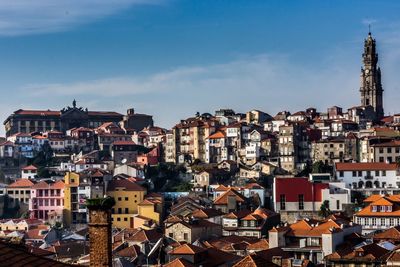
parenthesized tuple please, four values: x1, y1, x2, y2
(22, 165, 38, 171)
(169, 244, 207, 255)
(7, 179, 35, 188)
(213, 189, 246, 205)
(335, 162, 397, 171)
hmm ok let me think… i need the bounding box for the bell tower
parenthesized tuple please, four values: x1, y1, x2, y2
(360, 30, 384, 120)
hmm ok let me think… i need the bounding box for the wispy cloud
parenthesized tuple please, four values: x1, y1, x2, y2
(21, 53, 361, 128)
(0, 0, 161, 36)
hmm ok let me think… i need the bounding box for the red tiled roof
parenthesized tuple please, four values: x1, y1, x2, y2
(7, 179, 35, 188)
(207, 131, 226, 139)
(169, 244, 206, 255)
(112, 140, 136, 146)
(31, 180, 64, 190)
(213, 189, 246, 205)
(22, 165, 38, 171)
(14, 109, 60, 116)
(335, 162, 397, 171)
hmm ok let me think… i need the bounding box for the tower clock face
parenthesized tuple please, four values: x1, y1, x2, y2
(365, 69, 370, 74)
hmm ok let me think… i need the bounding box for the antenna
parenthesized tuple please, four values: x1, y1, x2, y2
(368, 24, 371, 35)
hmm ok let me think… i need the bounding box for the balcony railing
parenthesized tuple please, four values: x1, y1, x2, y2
(364, 175, 374, 180)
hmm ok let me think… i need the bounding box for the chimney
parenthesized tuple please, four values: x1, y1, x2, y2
(86, 197, 115, 267)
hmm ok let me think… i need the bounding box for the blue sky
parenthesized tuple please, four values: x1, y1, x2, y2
(1, 0, 400, 134)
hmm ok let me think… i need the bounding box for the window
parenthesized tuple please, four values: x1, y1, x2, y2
(375, 170, 379, 176)
(125, 197, 128, 201)
(388, 148, 392, 153)
(118, 197, 122, 201)
(390, 218, 395, 226)
(382, 171, 386, 176)
(336, 200, 340, 210)
(118, 208, 122, 214)
(372, 218, 376, 226)
(280, 194, 286, 210)
(379, 157, 384, 162)
(339, 171, 344, 177)
(358, 171, 362, 177)
(298, 194, 304, 210)
(117, 217, 121, 221)
(352, 171, 357, 177)
(388, 157, 393, 163)
(124, 218, 128, 221)
(125, 208, 129, 214)
(183, 233, 188, 241)
(169, 233, 173, 238)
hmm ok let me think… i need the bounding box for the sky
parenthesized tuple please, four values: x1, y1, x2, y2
(1, 0, 400, 135)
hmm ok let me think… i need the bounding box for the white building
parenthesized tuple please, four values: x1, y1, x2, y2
(335, 162, 400, 195)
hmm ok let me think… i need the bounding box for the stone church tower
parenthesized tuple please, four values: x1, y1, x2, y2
(360, 31, 384, 120)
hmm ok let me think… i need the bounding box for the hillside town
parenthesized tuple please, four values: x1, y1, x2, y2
(2, 32, 400, 267)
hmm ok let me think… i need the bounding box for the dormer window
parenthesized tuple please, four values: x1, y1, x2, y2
(372, 205, 377, 212)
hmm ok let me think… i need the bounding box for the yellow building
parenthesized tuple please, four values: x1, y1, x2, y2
(107, 179, 146, 228)
(63, 172, 80, 227)
(134, 193, 164, 229)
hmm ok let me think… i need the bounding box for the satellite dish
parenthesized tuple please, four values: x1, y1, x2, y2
(121, 158, 127, 164)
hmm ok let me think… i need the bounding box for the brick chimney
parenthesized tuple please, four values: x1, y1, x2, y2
(86, 197, 115, 267)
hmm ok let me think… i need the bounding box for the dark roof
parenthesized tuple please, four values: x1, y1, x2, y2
(107, 179, 146, 192)
(0, 240, 75, 266)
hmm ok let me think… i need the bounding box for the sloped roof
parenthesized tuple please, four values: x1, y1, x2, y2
(373, 226, 400, 240)
(107, 179, 146, 192)
(22, 165, 38, 171)
(233, 254, 273, 267)
(335, 162, 397, 171)
(169, 243, 207, 255)
(207, 131, 226, 139)
(0, 240, 74, 266)
(163, 258, 196, 267)
(7, 179, 35, 188)
(213, 189, 246, 205)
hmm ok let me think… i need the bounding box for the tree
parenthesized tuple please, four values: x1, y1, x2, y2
(319, 200, 332, 218)
(312, 161, 325, 173)
(172, 181, 193, 192)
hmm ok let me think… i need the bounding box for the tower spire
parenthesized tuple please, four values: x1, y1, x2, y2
(359, 30, 384, 120)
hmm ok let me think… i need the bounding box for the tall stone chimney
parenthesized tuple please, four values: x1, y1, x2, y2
(86, 197, 115, 267)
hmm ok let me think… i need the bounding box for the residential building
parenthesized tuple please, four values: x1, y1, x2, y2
(371, 140, 400, 163)
(354, 195, 400, 234)
(29, 180, 65, 224)
(107, 178, 146, 228)
(165, 218, 222, 243)
(6, 179, 35, 207)
(269, 215, 362, 264)
(222, 207, 280, 238)
(246, 110, 272, 125)
(311, 134, 358, 165)
(173, 114, 218, 164)
(21, 165, 38, 179)
(334, 162, 400, 195)
(273, 177, 351, 223)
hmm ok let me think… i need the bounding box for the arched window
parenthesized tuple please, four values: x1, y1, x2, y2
(366, 181, 373, 188)
(358, 181, 364, 188)
(374, 181, 380, 188)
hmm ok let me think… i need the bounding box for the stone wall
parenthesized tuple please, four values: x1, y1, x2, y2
(88, 208, 112, 267)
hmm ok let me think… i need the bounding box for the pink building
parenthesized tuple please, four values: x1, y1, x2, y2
(29, 180, 65, 223)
